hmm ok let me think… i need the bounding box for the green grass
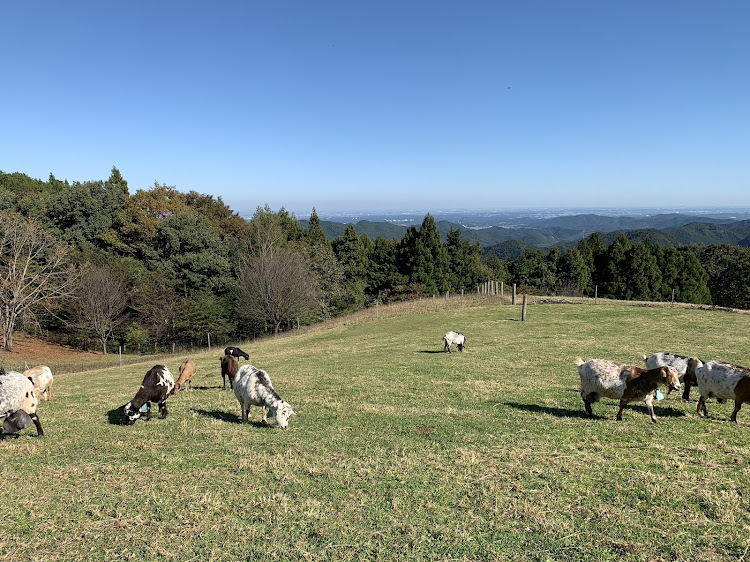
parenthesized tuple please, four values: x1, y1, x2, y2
(2, 298, 750, 561)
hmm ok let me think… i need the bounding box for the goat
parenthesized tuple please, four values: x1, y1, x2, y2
(693, 359, 750, 423)
(0, 371, 43, 437)
(233, 364, 295, 429)
(224, 346, 249, 360)
(443, 331, 466, 353)
(173, 359, 196, 394)
(123, 365, 175, 425)
(221, 354, 239, 390)
(23, 365, 53, 402)
(641, 352, 721, 403)
(576, 358, 681, 423)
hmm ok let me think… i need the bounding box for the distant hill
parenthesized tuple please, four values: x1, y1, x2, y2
(299, 219, 407, 241)
(301, 215, 750, 254)
(481, 240, 537, 260)
(518, 213, 737, 232)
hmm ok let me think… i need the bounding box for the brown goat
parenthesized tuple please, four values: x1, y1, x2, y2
(221, 355, 239, 390)
(23, 365, 53, 402)
(173, 359, 196, 394)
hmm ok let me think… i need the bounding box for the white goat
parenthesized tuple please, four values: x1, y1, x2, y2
(0, 371, 44, 437)
(233, 364, 295, 429)
(443, 331, 466, 353)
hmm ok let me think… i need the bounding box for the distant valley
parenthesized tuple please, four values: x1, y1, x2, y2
(299, 210, 750, 259)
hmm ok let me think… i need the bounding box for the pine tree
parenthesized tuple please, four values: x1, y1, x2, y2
(604, 234, 632, 298)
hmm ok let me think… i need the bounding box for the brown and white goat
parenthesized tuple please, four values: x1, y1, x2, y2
(172, 359, 196, 394)
(692, 359, 750, 423)
(123, 365, 175, 425)
(221, 355, 239, 390)
(23, 365, 53, 402)
(576, 358, 681, 423)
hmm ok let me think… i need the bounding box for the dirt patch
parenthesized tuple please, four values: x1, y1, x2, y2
(0, 332, 100, 365)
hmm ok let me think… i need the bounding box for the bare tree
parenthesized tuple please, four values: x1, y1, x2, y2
(76, 267, 129, 354)
(0, 214, 79, 351)
(236, 245, 320, 334)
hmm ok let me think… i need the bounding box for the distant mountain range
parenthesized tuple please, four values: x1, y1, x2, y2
(300, 214, 750, 260)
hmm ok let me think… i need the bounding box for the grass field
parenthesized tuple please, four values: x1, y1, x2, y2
(2, 298, 750, 561)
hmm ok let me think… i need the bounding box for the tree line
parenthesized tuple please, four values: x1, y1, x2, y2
(1, 168, 749, 353)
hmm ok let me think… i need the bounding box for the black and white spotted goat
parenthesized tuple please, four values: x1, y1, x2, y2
(233, 364, 295, 429)
(123, 365, 175, 425)
(0, 370, 44, 438)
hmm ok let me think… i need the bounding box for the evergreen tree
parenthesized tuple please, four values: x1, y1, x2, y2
(678, 249, 711, 304)
(410, 214, 451, 294)
(445, 228, 483, 292)
(306, 207, 330, 248)
(624, 240, 662, 301)
(367, 236, 405, 300)
(558, 247, 591, 295)
(333, 223, 369, 280)
(604, 234, 632, 298)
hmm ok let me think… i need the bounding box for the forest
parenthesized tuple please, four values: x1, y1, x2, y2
(1, 168, 749, 353)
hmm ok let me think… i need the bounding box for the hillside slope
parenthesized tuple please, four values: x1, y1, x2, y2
(2, 299, 750, 560)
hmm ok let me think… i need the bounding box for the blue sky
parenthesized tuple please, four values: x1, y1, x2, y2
(2, 1, 749, 215)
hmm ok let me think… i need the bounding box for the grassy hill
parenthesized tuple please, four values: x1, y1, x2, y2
(3, 298, 750, 560)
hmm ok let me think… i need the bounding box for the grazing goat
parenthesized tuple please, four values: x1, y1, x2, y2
(173, 359, 196, 394)
(443, 331, 466, 353)
(0, 371, 43, 437)
(693, 359, 750, 423)
(224, 346, 249, 360)
(221, 355, 239, 390)
(123, 365, 175, 425)
(576, 358, 681, 423)
(23, 365, 53, 402)
(233, 364, 295, 429)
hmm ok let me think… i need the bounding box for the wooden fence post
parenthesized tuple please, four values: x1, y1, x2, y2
(522, 294, 528, 321)
(512, 284, 517, 305)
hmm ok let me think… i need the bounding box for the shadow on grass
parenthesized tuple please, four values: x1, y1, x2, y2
(504, 401, 687, 420)
(503, 401, 597, 419)
(419, 350, 447, 354)
(186, 385, 225, 391)
(191, 408, 267, 428)
(106, 406, 128, 425)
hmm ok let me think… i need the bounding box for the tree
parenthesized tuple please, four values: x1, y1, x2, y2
(678, 249, 711, 304)
(236, 245, 321, 334)
(604, 234, 632, 298)
(624, 240, 662, 301)
(558, 247, 591, 295)
(155, 212, 233, 295)
(0, 213, 78, 351)
(445, 228, 483, 292)
(402, 214, 451, 295)
(306, 208, 330, 247)
(75, 266, 129, 354)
